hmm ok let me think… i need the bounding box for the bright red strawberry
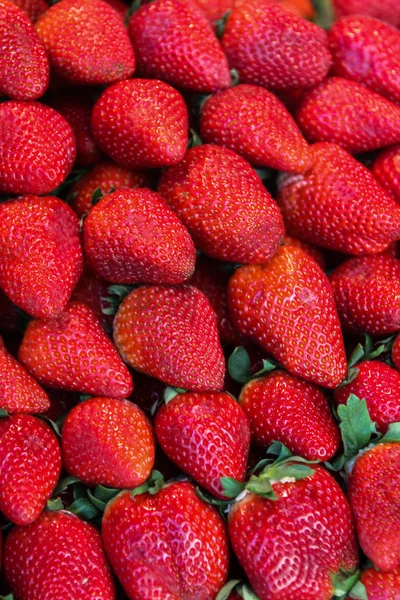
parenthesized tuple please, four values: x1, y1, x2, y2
(371, 144, 400, 206)
(4, 511, 116, 599)
(128, 0, 230, 93)
(277, 143, 400, 255)
(91, 79, 188, 170)
(333, 0, 400, 27)
(155, 391, 251, 498)
(350, 566, 400, 599)
(113, 285, 225, 391)
(227, 246, 347, 388)
(0, 101, 76, 195)
(102, 481, 229, 600)
(194, 0, 234, 23)
(83, 188, 196, 285)
(0, 195, 83, 319)
(18, 301, 133, 398)
(392, 334, 400, 370)
(35, 0, 135, 85)
(283, 235, 326, 270)
(200, 85, 311, 171)
(221, 0, 331, 92)
(10, 0, 48, 22)
(0, 414, 61, 524)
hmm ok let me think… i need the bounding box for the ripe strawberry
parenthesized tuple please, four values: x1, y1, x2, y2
(200, 85, 311, 172)
(279, 0, 315, 18)
(10, 0, 48, 22)
(128, 0, 230, 93)
(350, 566, 400, 600)
(4, 511, 116, 599)
(194, 0, 235, 23)
(113, 285, 225, 391)
(18, 301, 133, 398)
(333, 0, 400, 27)
(0, 195, 83, 319)
(159, 145, 284, 264)
(227, 246, 347, 388)
(155, 391, 251, 498)
(283, 235, 326, 270)
(102, 481, 229, 599)
(35, 0, 135, 85)
(0, 414, 61, 524)
(371, 144, 400, 206)
(83, 188, 196, 285)
(221, 0, 331, 93)
(91, 79, 188, 170)
(71, 267, 113, 328)
(0, 101, 76, 195)
(277, 143, 400, 255)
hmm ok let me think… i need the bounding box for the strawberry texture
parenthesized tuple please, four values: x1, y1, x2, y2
(371, 144, 400, 206)
(333, 0, 400, 27)
(10, 0, 48, 22)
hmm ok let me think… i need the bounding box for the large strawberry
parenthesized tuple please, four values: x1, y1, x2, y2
(102, 481, 229, 600)
(0, 101, 76, 195)
(4, 511, 116, 599)
(10, 0, 48, 22)
(159, 144, 284, 264)
(0, 195, 83, 319)
(227, 246, 347, 388)
(113, 285, 225, 391)
(333, 0, 400, 27)
(371, 144, 400, 206)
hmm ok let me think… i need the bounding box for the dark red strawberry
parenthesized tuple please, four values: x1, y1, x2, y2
(333, 0, 400, 27)
(10, 0, 48, 22)
(349, 566, 400, 599)
(371, 144, 400, 206)
(103, 0, 126, 19)
(283, 235, 326, 270)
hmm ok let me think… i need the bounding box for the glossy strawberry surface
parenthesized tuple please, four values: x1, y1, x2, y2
(333, 0, 400, 27)
(371, 144, 400, 206)
(283, 235, 326, 270)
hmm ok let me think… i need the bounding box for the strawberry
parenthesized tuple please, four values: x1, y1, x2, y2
(62, 397, 155, 488)
(18, 301, 133, 398)
(102, 481, 229, 599)
(113, 285, 225, 391)
(154, 391, 251, 498)
(392, 333, 400, 370)
(71, 267, 113, 328)
(283, 235, 326, 270)
(0, 414, 61, 524)
(10, 0, 48, 22)
(371, 144, 400, 206)
(279, 0, 315, 18)
(35, 0, 135, 85)
(221, 0, 331, 93)
(91, 79, 188, 170)
(277, 143, 400, 255)
(199, 85, 311, 172)
(350, 566, 400, 600)
(0, 0, 49, 100)
(103, 0, 126, 19)
(194, 0, 235, 23)
(296, 77, 400, 154)
(128, 0, 231, 93)
(83, 188, 196, 285)
(333, 0, 400, 27)
(0, 195, 83, 319)
(4, 511, 116, 599)
(0, 101, 76, 195)
(227, 245, 347, 388)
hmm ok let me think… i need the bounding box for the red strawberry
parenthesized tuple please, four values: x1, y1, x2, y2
(4, 511, 116, 599)
(155, 391, 251, 498)
(227, 245, 347, 388)
(18, 301, 133, 398)
(239, 371, 340, 460)
(113, 285, 225, 391)
(0, 195, 83, 319)
(0, 0, 49, 100)
(200, 85, 311, 172)
(296, 77, 400, 154)
(71, 267, 113, 329)
(371, 144, 400, 206)
(128, 0, 231, 93)
(83, 188, 196, 285)
(333, 0, 400, 27)
(91, 79, 188, 170)
(62, 397, 155, 488)
(194, 0, 235, 23)
(0, 101, 76, 195)
(10, 0, 48, 22)
(102, 481, 229, 599)
(392, 334, 400, 370)
(103, 0, 126, 19)
(283, 235, 326, 270)
(221, 0, 331, 92)
(350, 566, 400, 600)
(35, 0, 135, 85)
(277, 143, 400, 255)
(0, 414, 61, 524)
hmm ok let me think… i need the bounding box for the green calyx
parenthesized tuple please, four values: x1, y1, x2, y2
(339, 334, 395, 388)
(214, 9, 231, 39)
(228, 346, 277, 385)
(348, 581, 368, 600)
(163, 387, 187, 404)
(47, 476, 120, 521)
(216, 581, 261, 600)
(0, 594, 14, 600)
(332, 570, 361, 598)
(0, 408, 9, 418)
(131, 470, 164, 498)
(102, 284, 135, 316)
(311, 0, 334, 29)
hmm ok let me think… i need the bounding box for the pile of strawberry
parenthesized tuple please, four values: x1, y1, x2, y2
(3, 0, 400, 597)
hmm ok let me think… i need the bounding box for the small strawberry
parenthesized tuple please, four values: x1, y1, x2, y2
(18, 301, 133, 398)
(371, 144, 400, 206)
(113, 285, 225, 391)
(10, 0, 48, 22)
(128, 0, 231, 93)
(349, 566, 400, 600)
(333, 0, 400, 27)
(200, 85, 311, 172)
(4, 511, 116, 599)
(283, 235, 326, 270)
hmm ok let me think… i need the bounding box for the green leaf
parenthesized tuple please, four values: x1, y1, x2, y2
(348, 343, 365, 369)
(253, 359, 276, 378)
(73, 482, 89, 501)
(348, 581, 369, 600)
(131, 470, 164, 498)
(220, 477, 245, 499)
(94, 485, 120, 503)
(107, 284, 134, 299)
(195, 487, 232, 507)
(337, 395, 378, 458)
(332, 570, 360, 597)
(53, 475, 81, 496)
(37, 415, 61, 437)
(163, 387, 186, 403)
(91, 187, 103, 206)
(215, 581, 242, 600)
(246, 474, 277, 500)
(312, 0, 334, 29)
(228, 347, 252, 384)
(363, 334, 373, 357)
(0, 408, 9, 418)
(188, 129, 202, 148)
(380, 422, 400, 443)
(238, 584, 262, 600)
(79, 394, 93, 403)
(265, 462, 316, 483)
(0, 594, 14, 600)
(46, 497, 63, 511)
(230, 68, 240, 87)
(266, 441, 293, 462)
(87, 490, 107, 512)
(68, 497, 99, 520)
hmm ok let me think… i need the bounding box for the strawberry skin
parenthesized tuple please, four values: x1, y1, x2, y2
(200, 85, 311, 172)
(283, 235, 326, 270)
(159, 144, 284, 264)
(277, 143, 400, 255)
(128, 0, 231, 93)
(194, 0, 235, 23)
(71, 267, 113, 329)
(354, 566, 400, 600)
(10, 0, 48, 22)
(227, 246, 347, 388)
(155, 392, 251, 498)
(18, 301, 133, 398)
(102, 482, 229, 600)
(4, 511, 116, 599)
(0, 414, 61, 525)
(333, 0, 400, 27)
(0, 195, 83, 319)
(113, 285, 225, 391)
(371, 144, 400, 206)
(91, 79, 188, 170)
(221, 0, 331, 93)
(83, 188, 196, 285)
